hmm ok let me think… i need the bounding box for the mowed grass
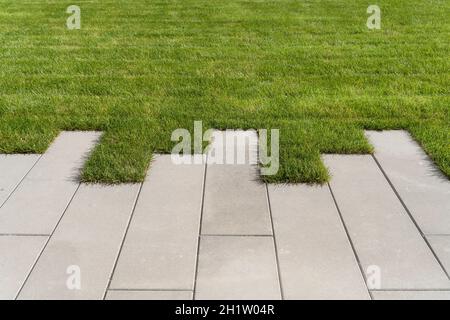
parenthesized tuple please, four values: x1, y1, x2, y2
(0, 0, 448, 183)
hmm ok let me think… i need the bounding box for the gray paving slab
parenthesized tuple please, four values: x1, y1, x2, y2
(427, 236, 450, 275)
(0, 132, 100, 235)
(366, 130, 450, 235)
(195, 236, 281, 300)
(110, 155, 204, 290)
(0, 236, 47, 300)
(269, 184, 370, 300)
(202, 130, 272, 235)
(324, 154, 450, 289)
(26, 131, 101, 181)
(0, 155, 39, 206)
(17, 184, 140, 300)
(106, 290, 193, 300)
(372, 291, 450, 300)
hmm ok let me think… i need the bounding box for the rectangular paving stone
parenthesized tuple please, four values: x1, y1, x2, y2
(26, 131, 101, 181)
(18, 184, 140, 300)
(0, 155, 39, 206)
(427, 236, 450, 275)
(0, 132, 100, 235)
(0, 236, 47, 300)
(110, 155, 204, 290)
(372, 291, 450, 300)
(106, 290, 193, 300)
(195, 236, 281, 300)
(324, 155, 450, 289)
(269, 184, 370, 300)
(202, 130, 272, 235)
(366, 130, 450, 234)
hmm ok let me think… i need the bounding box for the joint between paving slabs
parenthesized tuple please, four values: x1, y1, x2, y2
(14, 183, 82, 300)
(327, 182, 374, 300)
(371, 154, 450, 281)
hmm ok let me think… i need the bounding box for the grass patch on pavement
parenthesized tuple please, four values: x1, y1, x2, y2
(0, 0, 448, 183)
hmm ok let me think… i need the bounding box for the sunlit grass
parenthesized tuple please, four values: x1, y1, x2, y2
(0, 0, 448, 183)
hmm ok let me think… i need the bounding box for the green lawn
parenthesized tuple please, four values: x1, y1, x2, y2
(0, 0, 448, 183)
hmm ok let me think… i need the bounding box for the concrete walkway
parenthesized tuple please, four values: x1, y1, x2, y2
(0, 130, 449, 300)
